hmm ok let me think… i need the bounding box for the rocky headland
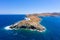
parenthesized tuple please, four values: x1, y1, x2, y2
(5, 13, 59, 32)
(8, 15, 46, 32)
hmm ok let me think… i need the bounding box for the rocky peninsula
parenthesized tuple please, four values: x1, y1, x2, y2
(5, 13, 60, 32)
(5, 14, 46, 32)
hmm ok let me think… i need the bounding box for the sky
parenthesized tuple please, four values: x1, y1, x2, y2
(0, 0, 60, 14)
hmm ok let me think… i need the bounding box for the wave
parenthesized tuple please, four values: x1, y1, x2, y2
(4, 25, 13, 30)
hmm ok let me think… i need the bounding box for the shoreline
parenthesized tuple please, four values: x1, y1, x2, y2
(4, 15, 46, 32)
(4, 25, 46, 32)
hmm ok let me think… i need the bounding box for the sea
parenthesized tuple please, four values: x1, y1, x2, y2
(0, 15, 60, 40)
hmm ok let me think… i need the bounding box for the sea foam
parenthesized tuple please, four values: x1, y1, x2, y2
(4, 25, 13, 30)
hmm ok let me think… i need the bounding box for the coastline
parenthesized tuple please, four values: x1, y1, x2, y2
(4, 14, 47, 32)
(4, 23, 46, 32)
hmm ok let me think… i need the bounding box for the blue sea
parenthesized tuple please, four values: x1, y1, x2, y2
(0, 15, 60, 40)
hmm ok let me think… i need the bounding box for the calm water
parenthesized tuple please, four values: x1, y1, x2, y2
(0, 15, 60, 40)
